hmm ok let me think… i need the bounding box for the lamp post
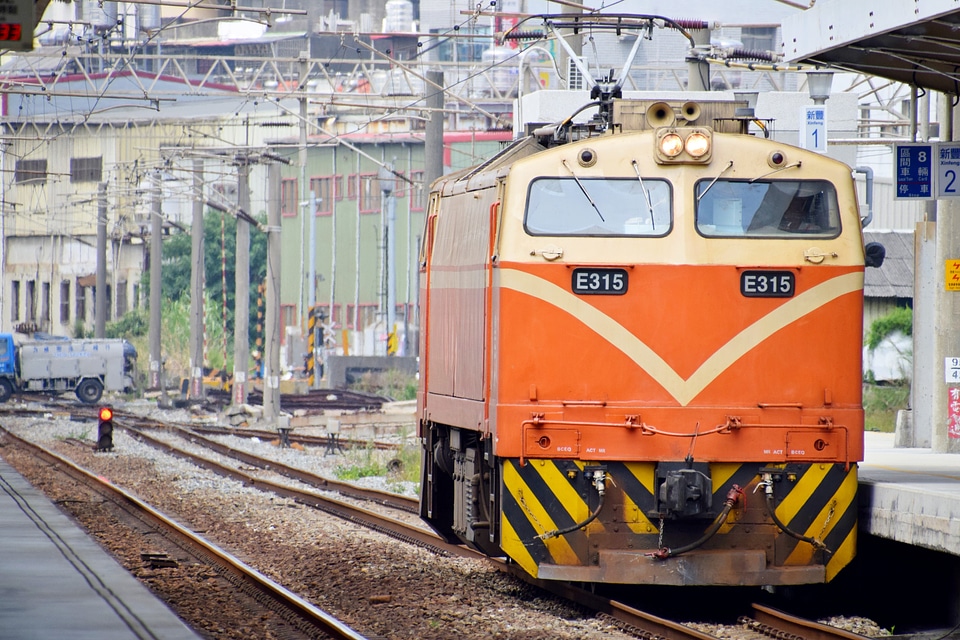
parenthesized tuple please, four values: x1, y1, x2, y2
(806, 70, 834, 105)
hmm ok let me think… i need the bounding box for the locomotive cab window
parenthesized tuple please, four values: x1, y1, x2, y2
(525, 177, 672, 237)
(695, 179, 841, 238)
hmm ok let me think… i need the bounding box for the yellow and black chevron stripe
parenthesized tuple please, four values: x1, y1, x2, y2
(770, 462, 858, 582)
(499, 458, 856, 583)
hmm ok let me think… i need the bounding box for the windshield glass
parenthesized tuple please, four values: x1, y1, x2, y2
(695, 179, 841, 238)
(525, 177, 672, 236)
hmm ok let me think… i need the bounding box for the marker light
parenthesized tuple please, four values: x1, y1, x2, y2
(99, 407, 113, 421)
(685, 132, 710, 158)
(659, 132, 684, 157)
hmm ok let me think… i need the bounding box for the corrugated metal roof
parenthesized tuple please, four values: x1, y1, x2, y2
(782, 0, 960, 97)
(863, 229, 913, 299)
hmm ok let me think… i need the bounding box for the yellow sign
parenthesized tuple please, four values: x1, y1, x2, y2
(948, 260, 960, 291)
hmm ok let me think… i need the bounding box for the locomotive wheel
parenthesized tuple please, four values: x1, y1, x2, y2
(76, 379, 104, 404)
(0, 378, 12, 403)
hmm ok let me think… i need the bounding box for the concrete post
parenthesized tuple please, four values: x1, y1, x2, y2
(932, 102, 960, 452)
(95, 182, 107, 339)
(189, 160, 205, 400)
(686, 28, 711, 92)
(263, 162, 282, 420)
(425, 70, 444, 189)
(148, 178, 162, 390)
(233, 159, 251, 406)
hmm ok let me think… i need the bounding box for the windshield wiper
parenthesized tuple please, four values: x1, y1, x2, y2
(562, 159, 605, 222)
(631, 159, 656, 230)
(749, 161, 802, 183)
(696, 160, 734, 201)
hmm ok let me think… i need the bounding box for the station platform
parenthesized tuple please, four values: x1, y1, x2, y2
(0, 458, 201, 640)
(860, 431, 960, 557)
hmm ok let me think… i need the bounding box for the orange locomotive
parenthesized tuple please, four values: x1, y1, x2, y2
(417, 26, 882, 586)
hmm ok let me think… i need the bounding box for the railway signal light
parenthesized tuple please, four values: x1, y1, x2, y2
(95, 406, 114, 452)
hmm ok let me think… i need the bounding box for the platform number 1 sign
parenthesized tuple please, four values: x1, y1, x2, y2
(801, 106, 827, 154)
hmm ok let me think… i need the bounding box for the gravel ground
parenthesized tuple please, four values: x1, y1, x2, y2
(0, 400, 639, 640)
(0, 398, 895, 639)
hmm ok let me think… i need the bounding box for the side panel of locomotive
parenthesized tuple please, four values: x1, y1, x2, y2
(419, 109, 866, 585)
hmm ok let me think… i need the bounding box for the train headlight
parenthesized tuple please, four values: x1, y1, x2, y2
(685, 132, 710, 158)
(655, 127, 713, 164)
(658, 132, 684, 158)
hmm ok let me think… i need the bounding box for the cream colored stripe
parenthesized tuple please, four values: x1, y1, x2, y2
(500, 269, 862, 406)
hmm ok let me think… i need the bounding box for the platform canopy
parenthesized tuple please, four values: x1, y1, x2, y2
(781, 0, 960, 96)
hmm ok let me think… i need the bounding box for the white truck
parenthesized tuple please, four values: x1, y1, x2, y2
(0, 334, 137, 404)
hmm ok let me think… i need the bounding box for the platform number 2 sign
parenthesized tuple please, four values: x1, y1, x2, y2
(939, 143, 960, 198)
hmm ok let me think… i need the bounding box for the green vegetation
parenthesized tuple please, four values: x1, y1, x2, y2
(863, 383, 910, 432)
(349, 369, 418, 401)
(58, 427, 92, 441)
(122, 295, 229, 388)
(334, 431, 420, 489)
(862, 307, 912, 431)
(865, 306, 912, 350)
(83, 209, 267, 389)
(140, 210, 267, 347)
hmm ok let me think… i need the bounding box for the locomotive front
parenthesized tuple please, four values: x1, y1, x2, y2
(419, 98, 872, 586)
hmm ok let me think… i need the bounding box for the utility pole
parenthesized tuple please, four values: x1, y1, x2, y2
(558, 0, 583, 89)
(233, 158, 251, 406)
(379, 163, 396, 354)
(308, 189, 320, 389)
(425, 70, 444, 189)
(95, 182, 107, 339)
(263, 162, 282, 420)
(149, 176, 162, 390)
(298, 50, 309, 338)
(686, 26, 711, 91)
(932, 102, 960, 453)
(189, 160, 205, 400)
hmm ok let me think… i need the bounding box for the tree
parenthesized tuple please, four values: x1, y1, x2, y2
(141, 210, 267, 345)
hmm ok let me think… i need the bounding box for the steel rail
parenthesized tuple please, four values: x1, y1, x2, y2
(746, 603, 872, 640)
(124, 421, 418, 513)
(505, 565, 717, 640)
(0, 427, 367, 640)
(117, 424, 475, 558)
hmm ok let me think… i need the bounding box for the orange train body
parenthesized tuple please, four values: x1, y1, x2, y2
(417, 97, 874, 586)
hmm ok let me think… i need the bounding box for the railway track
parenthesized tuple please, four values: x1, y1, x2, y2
(0, 403, 881, 640)
(741, 604, 875, 640)
(0, 427, 367, 640)
(126, 422, 418, 513)
(115, 422, 462, 555)
(106, 414, 873, 640)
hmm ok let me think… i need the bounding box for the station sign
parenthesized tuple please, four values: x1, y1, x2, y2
(938, 142, 960, 198)
(895, 143, 934, 199)
(800, 106, 827, 154)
